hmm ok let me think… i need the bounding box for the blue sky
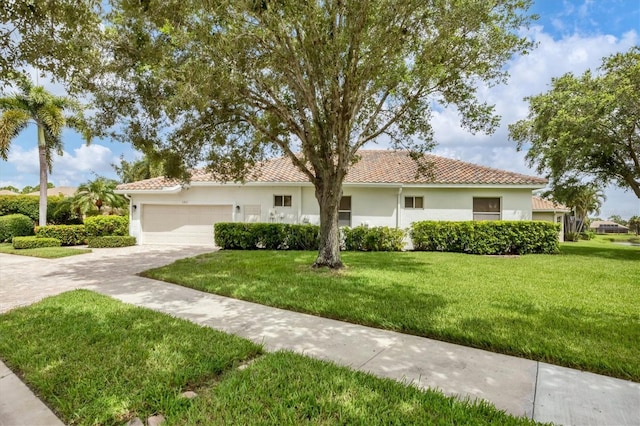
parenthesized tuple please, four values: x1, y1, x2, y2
(1, 0, 639, 218)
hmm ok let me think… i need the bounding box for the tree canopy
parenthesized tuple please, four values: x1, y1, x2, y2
(0, 0, 102, 88)
(113, 155, 164, 184)
(510, 47, 640, 199)
(83, 0, 534, 267)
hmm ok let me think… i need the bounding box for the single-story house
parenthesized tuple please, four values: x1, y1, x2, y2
(115, 150, 551, 245)
(589, 220, 630, 234)
(531, 196, 570, 241)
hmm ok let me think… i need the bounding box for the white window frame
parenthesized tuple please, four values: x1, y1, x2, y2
(404, 196, 424, 209)
(338, 196, 351, 227)
(274, 195, 292, 207)
(472, 197, 501, 221)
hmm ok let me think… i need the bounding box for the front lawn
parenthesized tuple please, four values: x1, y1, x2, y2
(0, 291, 535, 425)
(143, 240, 640, 382)
(0, 243, 92, 258)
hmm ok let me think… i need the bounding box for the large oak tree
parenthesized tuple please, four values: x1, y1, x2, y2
(510, 47, 640, 200)
(84, 0, 534, 268)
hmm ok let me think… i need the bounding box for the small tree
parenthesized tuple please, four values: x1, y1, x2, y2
(544, 178, 605, 234)
(628, 216, 640, 236)
(72, 177, 126, 215)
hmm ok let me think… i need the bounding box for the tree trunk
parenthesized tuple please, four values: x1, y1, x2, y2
(313, 182, 343, 269)
(37, 125, 48, 227)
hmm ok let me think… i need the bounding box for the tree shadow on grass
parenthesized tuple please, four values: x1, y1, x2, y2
(0, 290, 260, 425)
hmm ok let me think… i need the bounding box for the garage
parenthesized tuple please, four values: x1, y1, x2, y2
(141, 204, 232, 245)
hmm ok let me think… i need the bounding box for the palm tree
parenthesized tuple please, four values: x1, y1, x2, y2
(573, 185, 606, 233)
(0, 79, 90, 226)
(72, 177, 126, 215)
(546, 178, 606, 235)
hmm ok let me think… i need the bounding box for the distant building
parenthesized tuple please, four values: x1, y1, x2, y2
(25, 187, 77, 197)
(589, 220, 629, 234)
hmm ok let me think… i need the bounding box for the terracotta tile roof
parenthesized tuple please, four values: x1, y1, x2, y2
(532, 196, 570, 212)
(116, 150, 547, 191)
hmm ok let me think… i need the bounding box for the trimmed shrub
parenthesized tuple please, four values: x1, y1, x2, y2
(84, 216, 129, 237)
(344, 226, 405, 251)
(0, 195, 82, 225)
(35, 225, 87, 246)
(579, 231, 595, 240)
(410, 221, 560, 255)
(285, 224, 320, 250)
(87, 236, 136, 248)
(214, 222, 404, 251)
(214, 223, 261, 249)
(12, 236, 61, 249)
(0, 214, 35, 242)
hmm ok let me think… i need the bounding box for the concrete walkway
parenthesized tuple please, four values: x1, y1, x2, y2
(0, 246, 638, 425)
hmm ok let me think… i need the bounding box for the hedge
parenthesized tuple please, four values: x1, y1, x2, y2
(0, 214, 34, 242)
(87, 236, 137, 248)
(214, 223, 315, 250)
(0, 195, 82, 225)
(410, 221, 560, 255)
(343, 226, 405, 251)
(12, 236, 61, 249)
(84, 216, 129, 237)
(214, 223, 404, 251)
(35, 225, 87, 246)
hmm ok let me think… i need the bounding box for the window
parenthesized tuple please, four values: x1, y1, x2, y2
(338, 196, 351, 227)
(274, 195, 292, 207)
(473, 197, 501, 221)
(404, 196, 424, 209)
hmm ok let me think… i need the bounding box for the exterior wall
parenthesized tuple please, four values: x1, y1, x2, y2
(533, 211, 565, 242)
(398, 187, 533, 229)
(126, 184, 537, 244)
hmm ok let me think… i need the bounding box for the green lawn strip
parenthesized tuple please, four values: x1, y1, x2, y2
(0, 291, 537, 425)
(0, 290, 261, 425)
(0, 243, 92, 258)
(142, 241, 640, 382)
(183, 351, 538, 425)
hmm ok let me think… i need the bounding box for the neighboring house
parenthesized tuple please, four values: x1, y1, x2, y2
(531, 196, 570, 242)
(589, 220, 630, 234)
(25, 186, 77, 197)
(115, 150, 548, 245)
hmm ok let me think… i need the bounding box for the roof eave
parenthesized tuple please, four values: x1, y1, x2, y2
(114, 185, 183, 195)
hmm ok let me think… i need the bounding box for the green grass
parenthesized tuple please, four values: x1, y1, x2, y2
(0, 243, 91, 258)
(0, 291, 536, 425)
(143, 240, 640, 382)
(591, 233, 640, 244)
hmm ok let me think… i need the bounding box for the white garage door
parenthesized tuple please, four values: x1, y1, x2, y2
(141, 204, 232, 245)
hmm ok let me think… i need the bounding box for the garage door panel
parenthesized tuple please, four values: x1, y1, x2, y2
(141, 204, 232, 245)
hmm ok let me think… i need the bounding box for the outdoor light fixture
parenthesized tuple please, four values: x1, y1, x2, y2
(132, 205, 137, 211)
(235, 205, 240, 212)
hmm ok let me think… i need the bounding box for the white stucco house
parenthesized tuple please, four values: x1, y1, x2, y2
(115, 150, 551, 245)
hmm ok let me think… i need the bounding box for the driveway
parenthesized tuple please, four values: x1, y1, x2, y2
(0, 245, 215, 313)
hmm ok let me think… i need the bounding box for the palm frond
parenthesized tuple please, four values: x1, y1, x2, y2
(0, 110, 31, 159)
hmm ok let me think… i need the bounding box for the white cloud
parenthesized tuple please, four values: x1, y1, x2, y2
(6, 144, 118, 186)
